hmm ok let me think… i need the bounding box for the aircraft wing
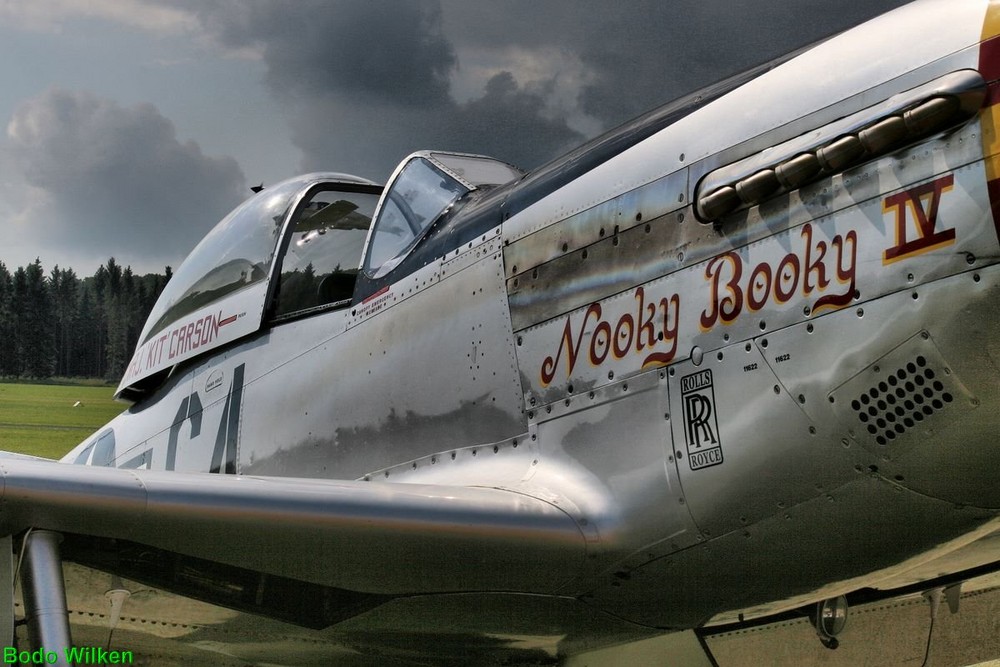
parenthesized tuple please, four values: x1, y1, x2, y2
(0, 457, 590, 596)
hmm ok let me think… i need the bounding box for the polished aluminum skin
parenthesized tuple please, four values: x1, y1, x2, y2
(20, 532, 71, 667)
(0, 1, 999, 664)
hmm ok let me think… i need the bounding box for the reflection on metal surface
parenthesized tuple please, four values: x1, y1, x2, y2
(503, 167, 688, 282)
(0, 459, 589, 595)
(696, 70, 986, 221)
(22, 531, 73, 665)
(20, 2, 1000, 664)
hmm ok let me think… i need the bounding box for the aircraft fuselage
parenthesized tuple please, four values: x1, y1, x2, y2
(60, 0, 1000, 649)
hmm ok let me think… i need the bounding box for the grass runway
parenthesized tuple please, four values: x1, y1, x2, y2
(0, 382, 123, 459)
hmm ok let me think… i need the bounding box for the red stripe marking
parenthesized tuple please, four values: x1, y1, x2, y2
(218, 315, 237, 327)
(986, 80, 1000, 108)
(986, 179, 1000, 245)
(362, 285, 389, 305)
(980, 34, 1000, 83)
(980, 30, 1000, 240)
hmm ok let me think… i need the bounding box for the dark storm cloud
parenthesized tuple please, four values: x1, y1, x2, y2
(290, 72, 582, 179)
(180, 0, 911, 179)
(568, 0, 915, 127)
(193, 1, 457, 106)
(5, 88, 246, 267)
(446, 72, 581, 167)
(440, 0, 913, 127)
(179, 0, 585, 178)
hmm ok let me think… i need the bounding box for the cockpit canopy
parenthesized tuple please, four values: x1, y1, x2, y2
(139, 177, 302, 345)
(120, 173, 380, 397)
(121, 152, 521, 399)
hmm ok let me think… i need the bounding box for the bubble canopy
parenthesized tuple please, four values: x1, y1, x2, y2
(140, 177, 298, 344)
(120, 173, 379, 397)
(121, 152, 519, 398)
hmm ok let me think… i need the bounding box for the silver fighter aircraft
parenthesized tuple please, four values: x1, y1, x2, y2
(2, 0, 1000, 664)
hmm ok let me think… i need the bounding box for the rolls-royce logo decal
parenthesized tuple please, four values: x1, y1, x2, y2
(681, 369, 723, 470)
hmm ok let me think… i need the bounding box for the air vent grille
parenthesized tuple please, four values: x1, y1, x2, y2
(828, 331, 975, 458)
(850, 356, 953, 446)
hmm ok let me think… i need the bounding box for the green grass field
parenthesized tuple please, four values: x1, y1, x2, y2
(0, 382, 124, 459)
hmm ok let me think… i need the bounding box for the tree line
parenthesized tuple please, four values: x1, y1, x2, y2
(0, 258, 170, 381)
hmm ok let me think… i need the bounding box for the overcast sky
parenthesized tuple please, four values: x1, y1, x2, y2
(0, 0, 910, 275)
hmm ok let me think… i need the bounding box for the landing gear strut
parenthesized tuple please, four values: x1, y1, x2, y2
(21, 531, 72, 666)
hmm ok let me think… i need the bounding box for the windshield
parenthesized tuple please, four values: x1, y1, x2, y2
(363, 157, 468, 275)
(361, 151, 523, 278)
(140, 176, 307, 343)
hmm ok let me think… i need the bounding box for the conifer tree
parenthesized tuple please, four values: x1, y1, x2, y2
(0, 263, 13, 376)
